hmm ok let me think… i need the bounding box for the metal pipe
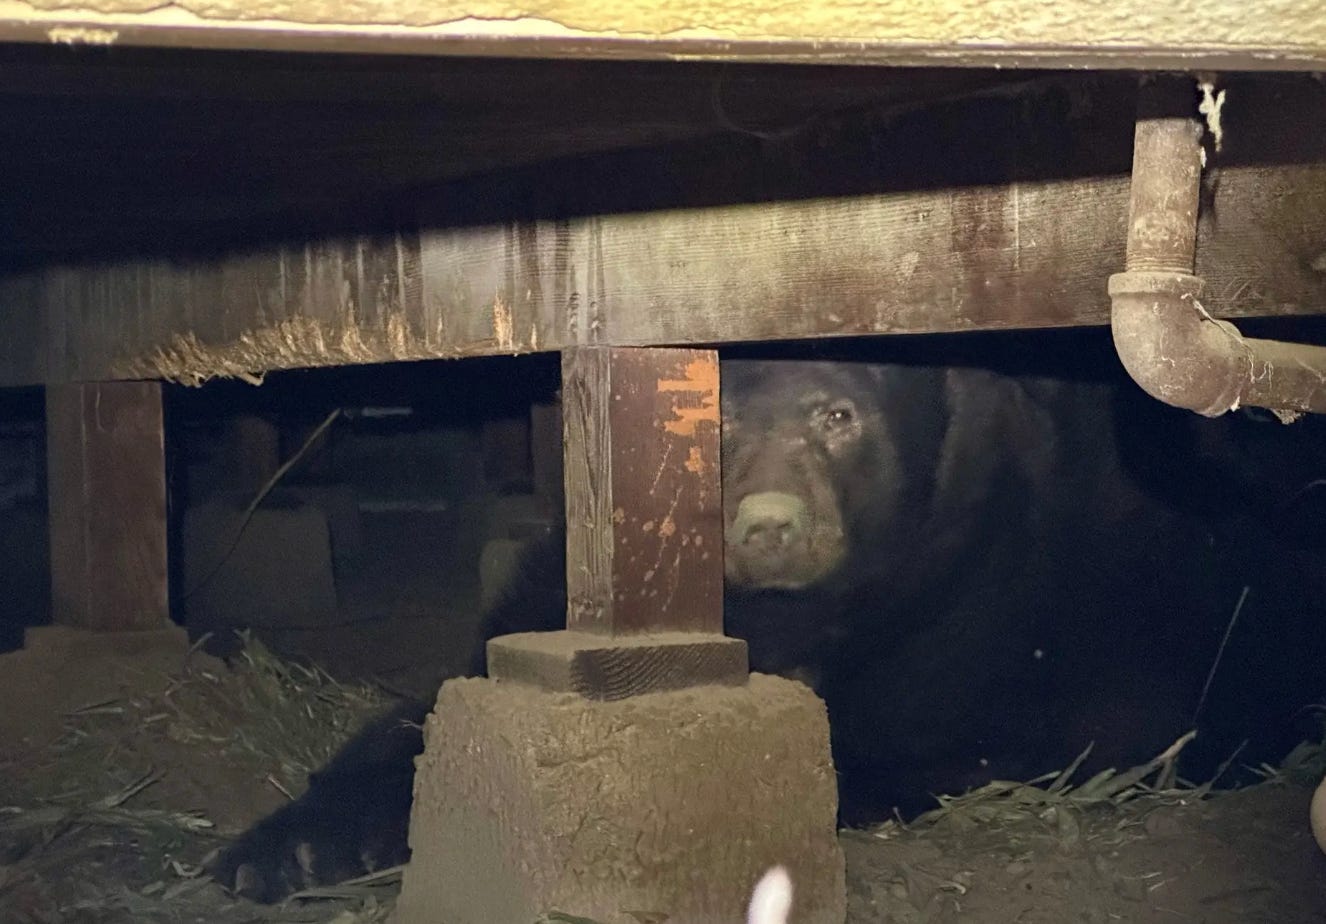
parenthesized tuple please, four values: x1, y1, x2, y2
(1109, 78, 1326, 419)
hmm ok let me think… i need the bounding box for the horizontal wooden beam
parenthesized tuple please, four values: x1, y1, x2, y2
(7, 160, 1322, 387)
(0, 0, 1324, 71)
(3, 75, 1325, 386)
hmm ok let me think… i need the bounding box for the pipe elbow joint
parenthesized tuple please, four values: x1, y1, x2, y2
(1108, 271, 1252, 418)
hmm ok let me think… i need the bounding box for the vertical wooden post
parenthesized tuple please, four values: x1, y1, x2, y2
(487, 346, 745, 699)
(46, 381, 169, 631)
(561, 346, 724, 635)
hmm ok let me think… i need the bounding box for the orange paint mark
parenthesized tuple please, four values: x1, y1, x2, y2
(658, 357, 719, 438)
(658, 516, 677, 539)
(684, 445, 707, 474)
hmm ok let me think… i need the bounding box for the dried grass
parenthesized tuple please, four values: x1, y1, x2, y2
(0, 632, 395, 923)
(10, 625, 1323, 922)
(861, 730, 1208, 847)
(206, 632, 391, 791)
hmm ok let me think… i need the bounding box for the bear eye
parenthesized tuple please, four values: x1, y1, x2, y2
(820, 400, 856, 431)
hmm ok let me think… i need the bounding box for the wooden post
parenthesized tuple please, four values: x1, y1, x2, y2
(46, 381, 169, 631)
(561, 347, 724, 635)
(486, 346, 747, 699)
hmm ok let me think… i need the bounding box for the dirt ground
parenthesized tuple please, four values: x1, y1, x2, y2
(1, 624, 1324, 924)
(845, 783, 1326, 923)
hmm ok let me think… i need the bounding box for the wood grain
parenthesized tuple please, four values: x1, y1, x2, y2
(562, 347, 724, 636)
(3, 75, 1326, 387)
(46, 381, 169, 632)
(486, 631, 749, 701)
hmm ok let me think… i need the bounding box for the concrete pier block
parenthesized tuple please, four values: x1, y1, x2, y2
(394, 673, 845, 924)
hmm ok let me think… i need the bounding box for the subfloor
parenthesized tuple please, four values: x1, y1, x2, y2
(1, 625, 1324, 924)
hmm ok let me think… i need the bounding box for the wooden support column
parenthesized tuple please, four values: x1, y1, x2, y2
(561, 346, 724, 635)
(46, 380, 169, 632)
(487, 346, 748, 699)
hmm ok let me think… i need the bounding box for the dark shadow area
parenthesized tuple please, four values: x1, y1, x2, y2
(154, 326, 1326, 802)
(0, 385, 48, 653)
(0, 41, 1059, 269)
(3, 45, 1324, 270)
(164, 352, 561, 695)
(3, 331, 1325, 920)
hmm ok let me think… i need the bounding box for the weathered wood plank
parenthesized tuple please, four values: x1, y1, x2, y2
(0, 170, 1304, 384)
(28, 159, 1313, 387)
(489, 344, 734, 699)
(0, 0, 1323, 71)
(3, 75, 1326, 387)
(46, 381, 169, 632)
(562, 347, 723, 636)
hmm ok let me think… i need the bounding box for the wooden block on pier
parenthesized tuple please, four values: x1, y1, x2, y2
(487, 630, 748, 700)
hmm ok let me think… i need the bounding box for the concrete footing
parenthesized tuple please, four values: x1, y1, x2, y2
(393, 673, 846, 924)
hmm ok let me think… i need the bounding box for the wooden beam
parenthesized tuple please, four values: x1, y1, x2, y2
(0, 271, 45, 386)
(0, 0, 1323, 71)
(46, 381, 169, 632)
(3, 75, 1326, 388)
(7, 159, 1323, 387)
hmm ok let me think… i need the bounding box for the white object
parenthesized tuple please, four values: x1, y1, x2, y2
(1310, 775, 1326, 854)
(747, 865, 793, 924)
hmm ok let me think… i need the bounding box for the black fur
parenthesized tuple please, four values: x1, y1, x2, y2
(208, 699, 428, 902)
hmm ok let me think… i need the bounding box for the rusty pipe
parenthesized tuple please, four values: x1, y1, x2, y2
(1109, 79, 1326, 419)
